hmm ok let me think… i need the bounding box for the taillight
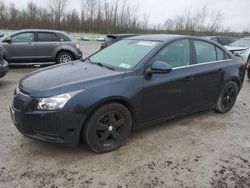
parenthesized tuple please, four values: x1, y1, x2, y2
(76, 44, 80, 49)
(241, 63, 248, 71)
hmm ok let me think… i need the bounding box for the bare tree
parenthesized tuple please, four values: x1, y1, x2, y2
(49, 0, 68, 29)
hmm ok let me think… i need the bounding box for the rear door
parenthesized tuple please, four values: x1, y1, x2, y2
(35, 32, 60, 62)
(3, 32, 35, 63)
(186, 40, 228, 108)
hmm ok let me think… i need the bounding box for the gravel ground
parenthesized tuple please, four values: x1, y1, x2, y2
(0, 41, 250, 188)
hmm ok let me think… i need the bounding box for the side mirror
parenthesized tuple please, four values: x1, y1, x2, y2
(146, 61, 172, 75)
(4, 37, 12, 43)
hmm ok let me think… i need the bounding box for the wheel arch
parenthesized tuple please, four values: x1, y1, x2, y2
(79, 98, 137, 143)
(227, 77, 241, 89)
(55, 49, 75, 62)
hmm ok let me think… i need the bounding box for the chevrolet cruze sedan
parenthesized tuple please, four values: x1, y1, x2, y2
(10, 35, 245, 153)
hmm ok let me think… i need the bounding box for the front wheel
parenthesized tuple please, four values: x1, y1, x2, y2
(215, 81, 239, 113)
(83, 103, 132, 153)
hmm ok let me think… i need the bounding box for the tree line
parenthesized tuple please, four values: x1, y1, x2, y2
(0, 0, 248, 35)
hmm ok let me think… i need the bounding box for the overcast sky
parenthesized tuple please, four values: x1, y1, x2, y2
(3, 0, 250, 32)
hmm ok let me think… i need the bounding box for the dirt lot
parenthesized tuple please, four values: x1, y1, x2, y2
(0, 41, 250, 188)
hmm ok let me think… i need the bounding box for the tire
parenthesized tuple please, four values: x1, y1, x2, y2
(247, 56, 250, 79)
(56, 51, 73, 64)
(215, 81, 239, 113)
(83, 103, 132, 153)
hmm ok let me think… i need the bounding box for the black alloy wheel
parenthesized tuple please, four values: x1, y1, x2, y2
(215, 81, 239, 113)
(247, 56, 250, 79)
(83, 103, 132, 153)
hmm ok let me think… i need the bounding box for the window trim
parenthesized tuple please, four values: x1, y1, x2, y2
(172, 58, 233, 70)
(192, 39, 218, 65)
(11, 32, 35, 43)
(191, 39, 232, 65)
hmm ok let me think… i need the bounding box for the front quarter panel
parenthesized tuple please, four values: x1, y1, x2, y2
(63, 72, 144, 128)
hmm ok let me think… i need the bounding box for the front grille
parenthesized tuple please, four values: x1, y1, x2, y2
(13, 97, 26, 110)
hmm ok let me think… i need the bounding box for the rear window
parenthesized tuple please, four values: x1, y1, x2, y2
(194, 40, 217, 64)
(56, 33, 71, 41)
(218, 37, 229, 46)
(37, 33, 59, 42)
(216, 47, 230, 60)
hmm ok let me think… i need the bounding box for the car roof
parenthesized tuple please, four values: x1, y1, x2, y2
(126, 34, 212, 42)
(127, 34, 185, 41)
(11, 29, 69, 35)
(203, 36, 236, 38)
(107, 34, 137, 37)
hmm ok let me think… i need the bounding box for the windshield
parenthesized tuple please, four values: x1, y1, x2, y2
(90, 39, 160, 70)
(230, 38, 250, 47)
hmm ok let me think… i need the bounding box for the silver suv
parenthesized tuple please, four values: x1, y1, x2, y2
(0, 29, 82, 65)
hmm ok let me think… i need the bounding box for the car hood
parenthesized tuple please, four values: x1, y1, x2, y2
(224, 45, 249, 51)
(19, 60, 125, 97)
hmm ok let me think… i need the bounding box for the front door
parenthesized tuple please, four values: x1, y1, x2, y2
(3, 32, 36, 63)
(143, 39, 194, 122)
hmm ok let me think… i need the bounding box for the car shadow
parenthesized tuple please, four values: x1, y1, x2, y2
(0, 79, 13, 89)
(20, 109, 215, 156)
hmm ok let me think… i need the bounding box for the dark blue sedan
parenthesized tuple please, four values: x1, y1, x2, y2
(10, 35, 245, 152)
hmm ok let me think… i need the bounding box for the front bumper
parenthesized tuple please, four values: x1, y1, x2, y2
(74, 49, 82, 60)
(0, 60, 8, 78)
(10, 91, 86, 147)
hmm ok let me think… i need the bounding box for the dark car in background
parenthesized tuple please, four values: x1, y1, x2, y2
(11, 35, 245, 153)
(0, 29, 82, 65)
(203, 36, 236, 46)
(100, 34, 137, 49)
(0, 32, 4, 38)
(0, 47, 8, 78)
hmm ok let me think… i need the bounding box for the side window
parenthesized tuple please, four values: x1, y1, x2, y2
(216, 47, 231, 61)
(56, 33, 71, 41)
(37, 32, 59, 42)
(12, 33, 34, 42)
(152, 39, 190, 68)
(194, 40, 217, 64)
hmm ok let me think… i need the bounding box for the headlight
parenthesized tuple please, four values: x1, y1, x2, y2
(0, 51, 3, 61)
(37, 93, 71, 111)
(37, 89, 84, 111)
(233, 49, 247, 56)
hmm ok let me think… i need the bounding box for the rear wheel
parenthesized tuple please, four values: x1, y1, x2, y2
(56, 51, 73, 64)
(215, 81, 239, 113)
(247, 56, 250, 79)
(83, 103, 132, 153)
(248, 68, 250, 80)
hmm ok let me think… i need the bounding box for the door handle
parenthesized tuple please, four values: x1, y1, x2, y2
(53, 43, 60, 46)
(184, 76, 194, 81)
(217, 68, 223, 73)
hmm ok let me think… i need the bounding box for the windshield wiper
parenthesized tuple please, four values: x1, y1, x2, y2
(87, 58, 115, 71)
